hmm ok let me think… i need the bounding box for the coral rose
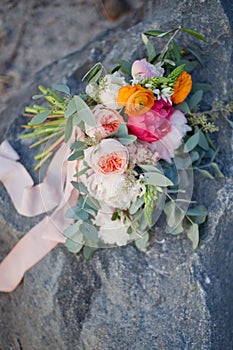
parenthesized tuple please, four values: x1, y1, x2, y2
(117, 84, 155, 117)
(89, 139, 128, 176)
(171, 71, 192, 104)
(85, 105, 123, 138)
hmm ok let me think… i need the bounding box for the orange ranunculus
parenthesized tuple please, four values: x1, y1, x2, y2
(117, 84, 155, 117)
(171, 71, 192, 105)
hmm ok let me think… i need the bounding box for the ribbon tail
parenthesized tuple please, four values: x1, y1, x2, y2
(0, 217, 65, 293)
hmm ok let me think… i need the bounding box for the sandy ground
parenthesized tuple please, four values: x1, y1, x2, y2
(0, 0, 143, 113)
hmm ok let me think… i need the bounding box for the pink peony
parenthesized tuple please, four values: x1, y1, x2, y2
(131, 59, 164, 80)
(127, 109, 172, 143)
(151, 99, 173, 119)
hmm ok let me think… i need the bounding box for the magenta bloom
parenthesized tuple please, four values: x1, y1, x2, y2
(151, 99, 173, 119)
(128, 109, 171, 143)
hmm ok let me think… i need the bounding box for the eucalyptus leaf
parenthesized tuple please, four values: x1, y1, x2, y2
(54, 84, 71, 95)
(187, 223, 199, 249)
(211, 162, 224, 178)
(118, 136, 137, 145)
(135, 233, 149, 250)
(73, 95, 95, 126)
(65, 116, 74, 142)
(65, 239, 83, 254)
(192, 83, 212, 93)
(71, 181, 88, 193)
(68, 150, 84, 161)
(186, 204, 208, 217)
(188, 90, 203, 110)
(70, 140, 86, 150)
(167, 221, 184, 235)
(195, 168, 214, 179)
(83, 246, 95, 259)
(64, 98, 76, 119)
(80, 222, 99, 242)
(172, 40, 181, 61)
(184, 131, 200, 153)
(198, 130, 209, 151)
(63, 222, 82, 239)
(176, 101, 191, 114)
(118, 59, 132, 75)
(129, 196, 145, 215)
(31, 110, 51, 125)
(145, 172, 173, 187)
(117, 123, 128, 137)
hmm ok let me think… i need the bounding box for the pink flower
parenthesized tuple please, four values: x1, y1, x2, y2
(89, 139, 128, 176)
(149, 109, 191, 162)
(131, 59, 164, 80)
(128, 109, 172, 143)
(151, 99, 172, 119)
(86, 105, 123, 138)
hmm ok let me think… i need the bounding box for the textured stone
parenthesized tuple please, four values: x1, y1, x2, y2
(0, 1, 233, 349)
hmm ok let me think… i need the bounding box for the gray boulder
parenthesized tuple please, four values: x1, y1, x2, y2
(0, 1, 233, 349)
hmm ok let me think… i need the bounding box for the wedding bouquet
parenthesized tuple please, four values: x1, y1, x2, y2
(1, 26, 230, 291)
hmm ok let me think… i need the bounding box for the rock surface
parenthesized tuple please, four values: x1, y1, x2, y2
(0, 1, 233, 349)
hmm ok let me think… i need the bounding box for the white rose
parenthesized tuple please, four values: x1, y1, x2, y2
(94, 210, 131, 246)
(99, 72, 127, 109)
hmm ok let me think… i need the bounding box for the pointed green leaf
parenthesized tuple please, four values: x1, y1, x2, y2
(145, 172, 173, 187)
(68, 150, 84, 161)
(80, 222, 99, 242)
(135, 233, 149, 250)
(188, 90, 203, 110)
(54, 84, 71, 95)
(211, 162, 224, 178)
(184, 131, 200, 153)
(65, 239, 83, 253)
(180, 27, 206, 42)
(64, 115, 73, 142)
(83, 246, 95, 259)
(64, 98, 76, 119)
(186, 204, 208, 217)
(73, 95, 95, 126)
(118, 136, 137, 145)
(176, 101, 191, 114)
(82, 62, 103, 83)
(31, 110, 51, 124)
(187, 223, 199, 249)
(196, 168, 214, 179)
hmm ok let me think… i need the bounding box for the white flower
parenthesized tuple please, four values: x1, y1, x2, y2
(153, 87, 174, 104)
(98, 72, 127, 109)
(94, 210, 131, 246)
(85, 82, 99, 100)
(86, 173, 140, 209)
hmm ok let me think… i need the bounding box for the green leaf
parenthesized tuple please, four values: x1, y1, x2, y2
(198, 130, 209, 151)
(187, 223, 199, 249)
(180, 27, 206, 42)
(145, 172, 173, 187)
(129, 196, 145, 215)
(211, 162, 224, 178)
(172, 40, 181, 61)
(141, 33, 156, 62)
(138, 164, 161, 173)
(64, 98, 76, 119)
(63, 222, 81, 239)
(75, 166, 89, 178)
(192, 83, 212, 93)
(186, 204, 208, 217)
(188, 90, 203, 110)
(32, 94, 45, 100)
(167, 221, 184, 235)
(184, 131, 200, 153)
(164, 201, 183, 229)
(82, 62, 103, 83)
(85, 195, 100, 210)
(118, 59, 132, 75)
(117, 123, 128, 137)
(176, 59, 198, 73)
(66, 207, 89, 220)
(176, 101, 191, 114)
(195, 168, 214, 179)
(68, 150, 84, 161)
(83, 246, 95, 259)
(70, 140, 86, 150)
(135, 233, 149, 250)
(144, 28, 179, 38)
(71, 181, 88, 193)
(73, 95, 95, 126)
(118, 135, 137, 145)
(80, 222, 99, 242)
(144, 185, 157, 227)
(65, 239, 83, 253)
(54, 84, 71, 95)
(31, 110, 51, 124)
(64, 115, 73, 142)
(168, 64, 185, 83)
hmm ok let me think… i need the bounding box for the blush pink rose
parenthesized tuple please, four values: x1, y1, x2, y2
(89, 139, 128, 176)
(86, 105, 123, 138)
(127, 109, 172, 143)
(131, 59, 164, 79)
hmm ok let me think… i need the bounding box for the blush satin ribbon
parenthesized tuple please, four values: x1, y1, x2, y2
(0, 140, 78, 292)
